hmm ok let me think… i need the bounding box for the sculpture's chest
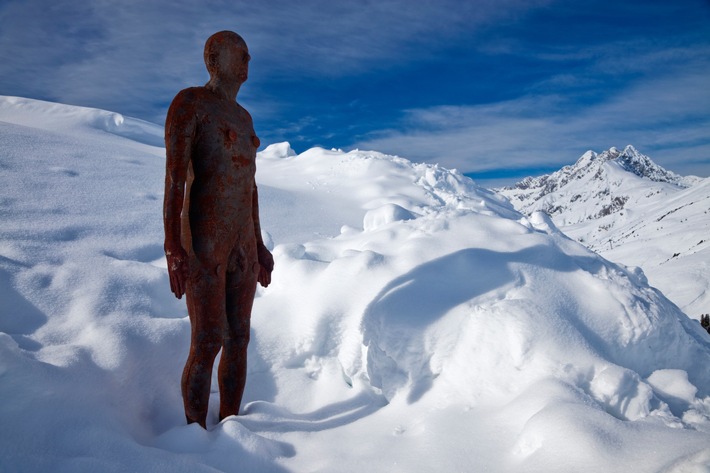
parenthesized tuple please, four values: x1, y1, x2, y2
(193, 102, 258, 174)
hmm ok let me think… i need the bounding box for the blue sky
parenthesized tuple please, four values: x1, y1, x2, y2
(1, 0, 708, 186)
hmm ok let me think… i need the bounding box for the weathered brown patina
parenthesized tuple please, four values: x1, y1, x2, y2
(163, 30, 274, 429)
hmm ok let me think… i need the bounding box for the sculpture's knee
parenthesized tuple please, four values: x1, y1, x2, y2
(224, 326, 250, 352)
(194, 329, 223, 359)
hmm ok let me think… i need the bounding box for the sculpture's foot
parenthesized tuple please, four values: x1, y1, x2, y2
(218, 410, 238, 423)
(186, 415, 207, 429)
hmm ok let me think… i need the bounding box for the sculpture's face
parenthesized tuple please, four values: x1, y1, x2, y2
(220, 39, 250, 84)
(204, 31, 250, 85)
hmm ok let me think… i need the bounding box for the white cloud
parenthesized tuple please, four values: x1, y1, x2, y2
(353, 64, 710, 178)
(0, 0, 552, 122)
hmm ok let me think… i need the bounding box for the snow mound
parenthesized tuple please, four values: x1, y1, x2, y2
(1, 96, 709, 472)
(363, 204, 417, 231)
(260, 141, 297, 158)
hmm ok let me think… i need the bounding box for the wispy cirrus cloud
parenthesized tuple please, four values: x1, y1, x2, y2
(354, 51, 710, 182)
(0, 0, 551, 122)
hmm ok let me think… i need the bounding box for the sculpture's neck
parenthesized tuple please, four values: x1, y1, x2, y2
(205, 77, 241, 102)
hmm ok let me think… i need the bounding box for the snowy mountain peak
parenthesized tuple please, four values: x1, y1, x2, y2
(509, 145, 689, 195)
(613, 145, 685, 183)
(586, 144, 687, 185)
(498, 146, 698, 224)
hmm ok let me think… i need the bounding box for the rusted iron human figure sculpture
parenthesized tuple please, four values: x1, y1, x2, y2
(163, 31, 274, 429)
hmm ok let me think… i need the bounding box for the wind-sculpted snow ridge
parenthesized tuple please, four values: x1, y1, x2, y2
(0, 95, 165, 147)
(1, 96, 709, 472)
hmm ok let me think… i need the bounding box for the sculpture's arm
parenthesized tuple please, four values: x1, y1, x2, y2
(253, 182, 274, 287)
(163, 91, 195, 299)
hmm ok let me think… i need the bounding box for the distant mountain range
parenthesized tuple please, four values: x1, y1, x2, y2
(497, 145, 710, 318)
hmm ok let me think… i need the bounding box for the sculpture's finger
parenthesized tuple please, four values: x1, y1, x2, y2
(169, 266, 185, 299)
(176, 277, 184, 299)
(169, 272, 178, 297)
(258, 266, 270, 288)
(178, 268, 187, 299)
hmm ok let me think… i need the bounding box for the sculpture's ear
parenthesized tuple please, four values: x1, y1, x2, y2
(207, 52, 220, 73)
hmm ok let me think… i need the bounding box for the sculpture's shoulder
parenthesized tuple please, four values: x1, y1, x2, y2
(166, 87, 213, 131)
(169, 87, 210, 110)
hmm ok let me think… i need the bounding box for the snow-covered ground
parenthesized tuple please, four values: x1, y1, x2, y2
(567, 177, 710, 321)
(1, 96, 709, 472)
(498, 146, 710, 319)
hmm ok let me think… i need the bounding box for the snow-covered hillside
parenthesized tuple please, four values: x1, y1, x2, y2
(1, 96, 710, 472)
(498, 146, 710, 318)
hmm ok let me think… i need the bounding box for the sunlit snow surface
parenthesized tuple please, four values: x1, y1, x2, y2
(1, 96, 709, 472)
(498, 147, 710, 319)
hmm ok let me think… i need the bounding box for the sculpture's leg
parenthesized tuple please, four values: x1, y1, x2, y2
(218, 254, 258, 421)
(181, 259, 227, 428)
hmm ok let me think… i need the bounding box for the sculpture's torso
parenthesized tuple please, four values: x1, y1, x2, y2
(174, 87, 260, 260)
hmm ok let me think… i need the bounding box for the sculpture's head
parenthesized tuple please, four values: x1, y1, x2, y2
(204, 31, 250, 83)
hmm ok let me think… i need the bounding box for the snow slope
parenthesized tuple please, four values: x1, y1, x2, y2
(498, 146, 710, 318)
(1, 96, 710, 472)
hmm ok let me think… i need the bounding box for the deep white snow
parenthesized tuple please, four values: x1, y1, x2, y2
(1, 96, 710, 472)
(498, 146, 710, 319)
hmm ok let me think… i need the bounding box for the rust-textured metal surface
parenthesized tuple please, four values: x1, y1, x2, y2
(163, 31, 274, 429)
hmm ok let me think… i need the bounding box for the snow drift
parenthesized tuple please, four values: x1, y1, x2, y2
(1, 96, 709, 472)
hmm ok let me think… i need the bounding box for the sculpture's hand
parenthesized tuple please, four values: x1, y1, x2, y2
(257, 243, 274, 288)
(165, 245, 189, 299)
